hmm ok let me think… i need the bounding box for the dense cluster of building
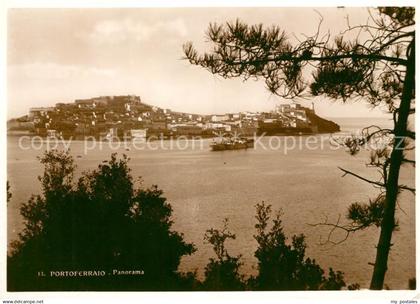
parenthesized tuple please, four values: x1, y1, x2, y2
(8, 95, 321, 139)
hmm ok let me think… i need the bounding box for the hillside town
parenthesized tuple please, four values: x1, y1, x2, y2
(7, 95, 340, 139)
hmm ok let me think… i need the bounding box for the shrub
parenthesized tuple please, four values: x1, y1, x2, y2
(8, 150, 195, 291)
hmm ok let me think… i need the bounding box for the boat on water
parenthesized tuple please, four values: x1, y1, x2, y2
(210, 137, 254, 151)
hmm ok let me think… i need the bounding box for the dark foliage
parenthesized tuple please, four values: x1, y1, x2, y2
(347, 283, 361, 290)
(248, 203, 345, 290)
(201, 205, 348, 291)
(8, 150, 195, 291)
(347, 195, 386, 228)
(379, 7, 415, 26)
(183, 8, 413, 105)
(408, 277, 416, 290)
(201, 219, 245, 291)
(7, 181, 12, 204)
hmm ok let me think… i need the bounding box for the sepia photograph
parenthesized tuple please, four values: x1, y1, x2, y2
(2, 2, 417, 303)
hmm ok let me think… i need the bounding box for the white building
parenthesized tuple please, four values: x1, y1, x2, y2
(130, 129, 147, 139)
(211, 115, 230, 122)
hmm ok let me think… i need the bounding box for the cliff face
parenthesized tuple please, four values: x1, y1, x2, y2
(304, 109, 340, 133)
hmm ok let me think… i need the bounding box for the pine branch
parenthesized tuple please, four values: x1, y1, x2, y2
(338, 167, 385, 188)
(338, 167, 415, 194)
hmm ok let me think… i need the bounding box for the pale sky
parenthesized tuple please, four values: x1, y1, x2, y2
(7, 7, 392, 119)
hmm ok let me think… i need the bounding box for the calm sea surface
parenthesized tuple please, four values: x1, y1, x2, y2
(7, 117, 415, 289)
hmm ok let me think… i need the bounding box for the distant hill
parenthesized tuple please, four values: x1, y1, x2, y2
(305, 109, 340, 133)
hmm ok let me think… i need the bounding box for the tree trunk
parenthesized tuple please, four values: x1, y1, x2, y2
(370, 40, 415, 290)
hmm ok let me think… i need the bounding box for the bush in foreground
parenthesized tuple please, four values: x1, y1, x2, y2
(202, 203, 347, 290)
(8, 150, 195, 291)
